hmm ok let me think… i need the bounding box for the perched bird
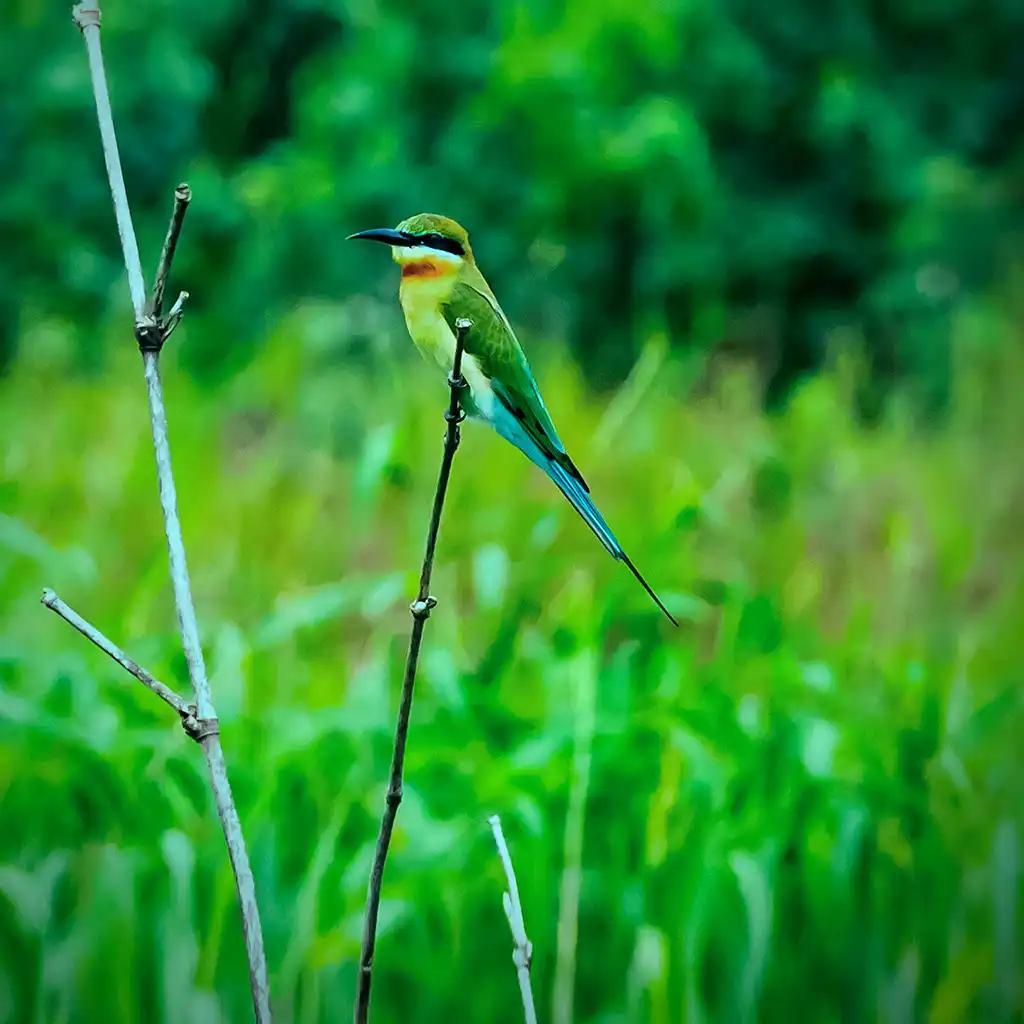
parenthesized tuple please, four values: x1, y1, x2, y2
(349, 213, 677, 625)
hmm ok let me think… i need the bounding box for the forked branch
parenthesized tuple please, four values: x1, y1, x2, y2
(52, 3, 271, 1020)
(354, 319, 471, 1024)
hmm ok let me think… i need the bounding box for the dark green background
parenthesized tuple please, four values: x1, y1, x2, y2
(1, 1, 1022, 1021)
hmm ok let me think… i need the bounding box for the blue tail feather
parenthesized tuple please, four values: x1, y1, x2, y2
(488, 402, 678, 625)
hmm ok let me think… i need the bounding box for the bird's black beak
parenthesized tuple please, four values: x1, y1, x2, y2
(346, 228, 415, 246)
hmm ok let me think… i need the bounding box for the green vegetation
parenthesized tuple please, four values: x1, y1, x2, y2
(5, 0, 1024, 396)
(2, 1, 1023, 1022)
(3, 301, 1022, 1020)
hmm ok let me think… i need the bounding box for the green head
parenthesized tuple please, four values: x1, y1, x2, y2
(348, 213, 474, 266)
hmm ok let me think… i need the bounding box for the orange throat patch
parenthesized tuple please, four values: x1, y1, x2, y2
(400, 259, 448, 279)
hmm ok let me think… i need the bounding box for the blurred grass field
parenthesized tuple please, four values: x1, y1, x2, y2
(1, 285, 1022, 1022)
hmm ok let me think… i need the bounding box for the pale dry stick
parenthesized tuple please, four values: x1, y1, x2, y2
(41, 589, 191, 718)
(40, 589, 223, 746)
(488, 815, 538, 1024)
(62, 4, 271, 1020)
(354, 319, 471, 1024)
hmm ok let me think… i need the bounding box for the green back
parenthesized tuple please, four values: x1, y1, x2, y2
(440, 266, 588, 487)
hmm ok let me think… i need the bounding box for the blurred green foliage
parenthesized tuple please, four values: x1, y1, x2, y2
(3, 304, 1023, 1020)
(4, 0, 1024, 398)
(2, 1, 1024, 1022)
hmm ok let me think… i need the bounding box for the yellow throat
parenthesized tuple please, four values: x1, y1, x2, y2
(394, 247, 461, 370)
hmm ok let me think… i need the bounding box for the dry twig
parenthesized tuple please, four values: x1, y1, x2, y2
(44, 4, 272, 1020)
(488, 815, 538, 1024)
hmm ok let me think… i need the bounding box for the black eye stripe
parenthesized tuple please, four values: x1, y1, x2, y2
(413, 232, 465, 256)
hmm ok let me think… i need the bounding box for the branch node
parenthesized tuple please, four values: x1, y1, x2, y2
(181, 710, 220, 743)
(135, 315, 163, 353)
(409, 596, 437, 620)
(72, 2, 101, 30)
(444, 406, 466, 425)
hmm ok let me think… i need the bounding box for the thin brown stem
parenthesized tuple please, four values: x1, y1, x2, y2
(151, 183, 191, 319)
(354, 318, 471, 1024)
(63, 3, 271, 1020)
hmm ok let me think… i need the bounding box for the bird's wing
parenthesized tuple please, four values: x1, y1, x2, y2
(441, 279, 590, 490)
(441, 278, 678, 624)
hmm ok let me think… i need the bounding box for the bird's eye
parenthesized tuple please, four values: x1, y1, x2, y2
(418, 232, 464, 256)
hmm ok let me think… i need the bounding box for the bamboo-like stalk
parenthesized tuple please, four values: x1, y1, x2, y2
(46, 4, 272, 1020)
(488, 815, 538, 1024)
(354, 319, 471, 1024)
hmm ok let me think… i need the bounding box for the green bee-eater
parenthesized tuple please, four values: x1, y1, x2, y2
(349, 213, 677, 625)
